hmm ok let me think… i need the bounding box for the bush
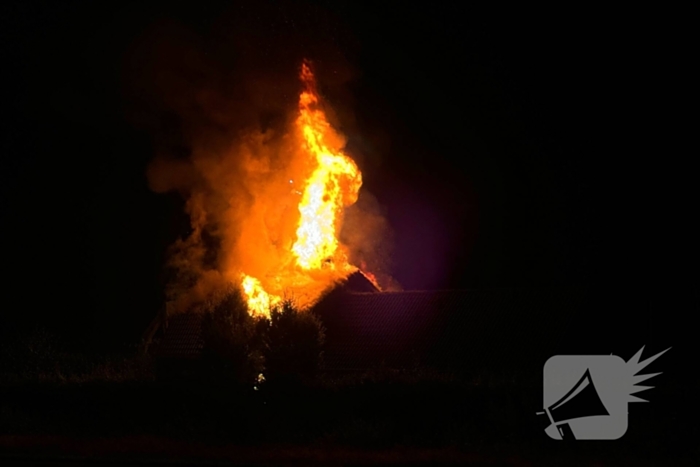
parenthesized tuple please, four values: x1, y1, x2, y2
(0, 328, 63, 382)
(0, 328, 154, 384)
(199, 286, 266, 385)
(262, 300, 326, 383)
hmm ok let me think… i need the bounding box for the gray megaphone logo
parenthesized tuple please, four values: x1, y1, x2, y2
(538, 346, 670, 440)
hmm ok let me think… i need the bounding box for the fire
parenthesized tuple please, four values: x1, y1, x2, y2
(292, 63, 362, 271)
(241, 274, 282, 318)
(239, 60, 362, 316)
(361, 270, 381, 291)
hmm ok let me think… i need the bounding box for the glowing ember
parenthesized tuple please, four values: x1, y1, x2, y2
(239, 60, 363, 316)
(361, 270, 381, 290)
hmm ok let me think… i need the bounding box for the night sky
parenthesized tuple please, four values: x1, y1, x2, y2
(1, 2, 695, 356)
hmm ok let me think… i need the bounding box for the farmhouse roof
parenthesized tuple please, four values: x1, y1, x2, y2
(145, 284, 590, 371)
(313, 287, 588, 371)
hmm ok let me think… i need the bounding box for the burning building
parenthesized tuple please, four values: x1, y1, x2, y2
(147, 58, 389, 320)
(143, 59, 588, 376)
(235, 60, 368, 317)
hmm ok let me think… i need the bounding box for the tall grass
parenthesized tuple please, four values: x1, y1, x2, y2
(0, 328, 154, 385)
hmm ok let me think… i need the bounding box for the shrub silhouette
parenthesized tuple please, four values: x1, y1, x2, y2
(1, 328, 155, 383)
(263, 300, 325, 383)
(0, 328, 63, 381)
(199, 286, 266, 385)
(192, 289, 326, 385)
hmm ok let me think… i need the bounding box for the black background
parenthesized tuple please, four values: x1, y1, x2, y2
(1, 2, 695, 359)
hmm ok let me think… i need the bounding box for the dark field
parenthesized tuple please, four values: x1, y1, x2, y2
(1, 367, 697, 466)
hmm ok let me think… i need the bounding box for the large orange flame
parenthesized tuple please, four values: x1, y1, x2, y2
(239, 61, 362, 317)
(292, 63, 362, 271)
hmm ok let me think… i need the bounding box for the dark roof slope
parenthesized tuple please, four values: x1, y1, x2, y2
(313, 287, 588, 371)
(335, 270, 381, 293)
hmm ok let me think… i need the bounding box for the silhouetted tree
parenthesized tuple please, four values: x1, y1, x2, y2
(262, 300, 325, 383)
(199, 286, 266, 385)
